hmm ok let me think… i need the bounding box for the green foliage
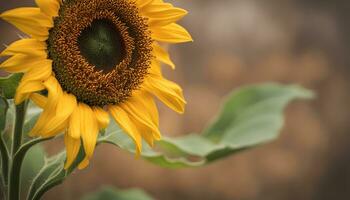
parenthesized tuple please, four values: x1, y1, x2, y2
(26, 147, 84, 200)
(0, 97, 8, 131)
(82, 186, 154, 200)
(0, 82, 314, 200)
(99, 83, 313, 168)
(26, 151, 66, 200)
(0, 96, 9, 186)
(0, 73, 23, 99)
(21, 144, 46, 196)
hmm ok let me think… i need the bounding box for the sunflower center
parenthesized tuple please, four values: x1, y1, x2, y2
(47, 0, 153, 107)
(78, 19, 125, 72)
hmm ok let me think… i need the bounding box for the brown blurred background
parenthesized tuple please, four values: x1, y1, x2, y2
(1, 0, 350, 199)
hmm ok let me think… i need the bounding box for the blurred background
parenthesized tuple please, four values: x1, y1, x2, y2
(1, 0, 350, 199)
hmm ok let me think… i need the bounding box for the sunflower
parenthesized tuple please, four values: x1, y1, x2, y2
(0, 0, 192, 169)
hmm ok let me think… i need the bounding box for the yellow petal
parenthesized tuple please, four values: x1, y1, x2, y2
(109, 105, 142, 154)
(151, 0, 164, 3)
(15, 81, 45, 105)
(143, 3, 187, 27)
(135, 0, 153, 9)
(30, 93, 47, 108)
(20, 59, 52, 83)
(78, 157, 90, 170)
(153, 43, 175, 69)
(0, 39, 46, 57)
(35, 0, 60, 17)
(120, 91, 161, 140)
(0, 8, 51, 40)
(93, 107, 110, 129)
(31, 111, 68, 138)
(143, 74, 186, 114)
(56, 93, 77, 118)
(16, 81, 45, 94)
(79, 103, 99, 159)
(152, 23, 192, 43)
(132, 119, 156, 147)
(34, 92, 76, 137)
(0, 8, 53, 27)
(42, 76, 62, 110)
(68, 106, 81, 139)
(0, 54, 45, 73)
(64, 133, 81, 169)
(14, 59, 52, 104)
(29, 76, 63, 136)
(148, 60, 162, 76)
(43, 93, 76, 136)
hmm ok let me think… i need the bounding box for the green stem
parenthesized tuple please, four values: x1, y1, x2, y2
(11, 103, 26, 155)
(0, 135, 9, 200)
(8, 102, 27, 200)
(0, 136, 9, 184)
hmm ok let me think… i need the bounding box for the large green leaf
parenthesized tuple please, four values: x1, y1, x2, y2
(9, 136, 51, 200)
(26, 152, 66, 200)
(99, 83, 313, 168)
(26, 147, 85, 200)
(82, 186, 154, 200)
(0, 73, 23, 99)
(21, 144, 46, 197)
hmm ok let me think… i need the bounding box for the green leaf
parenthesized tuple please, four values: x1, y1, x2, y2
(82, 186, 154, 200)
(22, 102, 42, 143)
(26, 152, 66, 200)
(21, 144, 46, 197)
(99, 83, 313, 168)
(0, 96, 9, 185)
(204, 83, 313, 141)
(26, 147, 85, 200)
(99, 125, 203, 168)
(2, 100, 15, 146)
(6, 137, 51, 200)
(0, 73, 23, 99)
(27, 153, 65, 199)
(0, 97, 9, 131)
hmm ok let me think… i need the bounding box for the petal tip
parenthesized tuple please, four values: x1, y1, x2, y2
(78, 158, 90, 169)
(14, 94, 24, 105)
(63, 162, 71, 170)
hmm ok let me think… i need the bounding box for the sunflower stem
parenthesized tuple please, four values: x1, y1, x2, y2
(0, 136, 9, 200)
(11, 102, 26, 155)
(8, 102, 27, 200)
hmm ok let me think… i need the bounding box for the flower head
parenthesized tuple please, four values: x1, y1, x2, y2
(0, 0, 192, 169)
